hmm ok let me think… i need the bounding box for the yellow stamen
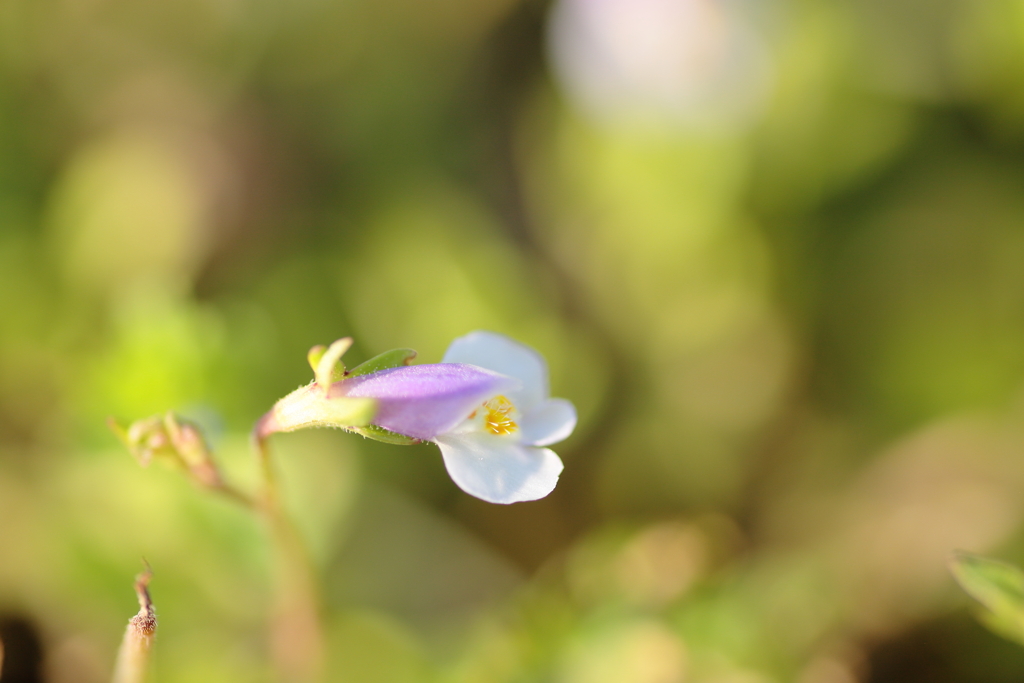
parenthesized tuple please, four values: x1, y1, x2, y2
(483, 395, 518, 436)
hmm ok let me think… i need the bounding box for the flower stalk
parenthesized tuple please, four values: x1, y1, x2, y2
(253, 436, 325, 683)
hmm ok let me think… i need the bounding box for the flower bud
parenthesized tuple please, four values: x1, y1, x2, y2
(110, 412, 222, 488)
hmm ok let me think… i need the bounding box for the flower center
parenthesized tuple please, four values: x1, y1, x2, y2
(483, 395, 518, 436)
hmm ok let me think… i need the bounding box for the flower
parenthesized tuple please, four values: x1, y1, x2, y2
(255, 332, 577, 504)
(339, 331, 577, 504)
(254, 340, 512, 443)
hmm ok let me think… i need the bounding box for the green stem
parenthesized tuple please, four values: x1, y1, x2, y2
(210, 481, 259, 510)
(253, 436, 325, 683)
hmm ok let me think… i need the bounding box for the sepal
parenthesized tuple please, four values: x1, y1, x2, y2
(309, 337, 352, 388)
(352, 424, 421, 446)
(254, 383, 377, 440)
(347, 348, 417, 378)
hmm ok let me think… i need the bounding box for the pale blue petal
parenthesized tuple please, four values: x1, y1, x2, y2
(519, 398, 577, 447)
(435, 432, 564, 504)
(442, 331, 547, 411)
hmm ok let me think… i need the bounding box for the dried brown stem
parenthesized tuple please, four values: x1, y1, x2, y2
(112, 564, 157, 683)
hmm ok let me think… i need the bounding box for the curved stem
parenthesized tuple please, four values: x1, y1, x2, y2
(209, 481, 259, 510)
(253, 436, 325, 683)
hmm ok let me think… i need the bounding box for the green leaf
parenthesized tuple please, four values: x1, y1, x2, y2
(314, 338, 353, 388)
(950, 551, 1024, 646)
(352, 424, 421, 446)
(307, 345, 327, 374)
(347, 348, 417, 377)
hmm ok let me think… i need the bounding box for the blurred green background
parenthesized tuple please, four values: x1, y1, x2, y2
(5, 0, 1024, 680)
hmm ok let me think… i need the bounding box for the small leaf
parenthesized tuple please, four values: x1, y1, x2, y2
(315, 338, 353, 388)
(307, 345, 327, 374)
(347, 348, 417, 378)
(352, 424, 420, 446)
(950, 551, 1024, 646)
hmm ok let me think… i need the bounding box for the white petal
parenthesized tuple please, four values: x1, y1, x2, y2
(520, 398, 577, 447)
(435, 432, 564, 504)
(442, 331, 547, 410)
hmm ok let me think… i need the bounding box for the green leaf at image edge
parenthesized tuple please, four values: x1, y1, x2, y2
(950, 550, 1024, 646)
(347, 348, 417, 377)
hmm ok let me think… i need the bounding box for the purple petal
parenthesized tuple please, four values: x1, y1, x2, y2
(333, 364, 519, 440)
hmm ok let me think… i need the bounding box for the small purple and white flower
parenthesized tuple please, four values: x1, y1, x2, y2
(343, 332, 576, 504)
(258, 331, 576, 504)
